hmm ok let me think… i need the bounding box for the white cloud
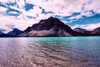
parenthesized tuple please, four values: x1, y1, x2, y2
(94, 8, 100, 14)
(80, 25, 86, 27)
(62, 21, 71, 23)
(18, 13, 29, 21)
(71, 24, 80, 29)
(0, 0, 16, 3)
(1, 0, 100, 19)
(37, 13, 54, 20)
(25, 6, 42, 17)
(69, 15, 82, 20)
(8, 0, 16, 3)
(16, 0, 25, 9)
(24, 0, 100, 23)
(84, 0, 100, 12)
(0, 7, 8, 13)
(1, 0, 100, 18)
(82, 22, 100, 30)
(69, 11, 93, 21)
(0, 0, 8, 3)
(81, 11, 93, 17)
(0, 14, 39, 33)
(9, 6, 20, 11)
(30, 0, 99, 16)
(26, 0, 84, 16)
(8, 11, 20, 14)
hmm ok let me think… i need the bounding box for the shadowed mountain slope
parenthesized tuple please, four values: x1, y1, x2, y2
(20, 17, 81, 37)
(7, 28, 23, 36)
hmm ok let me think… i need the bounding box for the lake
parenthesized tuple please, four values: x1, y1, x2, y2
(0, 37, 100, 67)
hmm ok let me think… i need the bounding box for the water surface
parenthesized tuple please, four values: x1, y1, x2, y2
(0, 37, 100, 67)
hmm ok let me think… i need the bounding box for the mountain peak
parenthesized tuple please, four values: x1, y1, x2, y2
(21, 17, 81, 37)
(7, 28, 23, 36)
(13, 28, 20, 32)
(29, 17, 66, 31)
(48, 16, 54, 19)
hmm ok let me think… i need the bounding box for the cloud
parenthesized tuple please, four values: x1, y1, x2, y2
(69, 11, 93, 21)
(1, 0, 100, 18)
(0, 6, 8, 12)
(84, 0, 100, 12)
(25, 6, 42, 17)
(9, 6, 20, 11)
(26, 0, 83, 16)
(26, 0, 98, 17)
(0, 0, 8, 3)
(1, 0, 100, 19)
(82, 22, 100, 30)
(69, 15, 82, 20)
(62, 21, 71, 23)
(81, 11, 93, 17)
(37, 13, 54, 20)
(8, 11, 20, 14)
(0, 14, 39, 33)
(94, 8, 100, 14)
(16, 0, 25, 9)
(6, 24, 15, 29)
(71, 24, 80, 29)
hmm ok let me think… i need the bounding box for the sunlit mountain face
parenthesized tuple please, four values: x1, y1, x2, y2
(0, 0, 100, 33)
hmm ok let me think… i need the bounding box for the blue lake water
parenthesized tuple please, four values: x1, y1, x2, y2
(0, 37, 100, 67)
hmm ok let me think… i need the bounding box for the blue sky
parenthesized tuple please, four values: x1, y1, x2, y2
(0, 0, 100, 33)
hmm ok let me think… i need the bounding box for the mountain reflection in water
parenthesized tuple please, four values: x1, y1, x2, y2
(0, 37, 100, 67)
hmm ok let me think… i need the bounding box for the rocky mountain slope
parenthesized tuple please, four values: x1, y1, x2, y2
(20, 17, 81, 37)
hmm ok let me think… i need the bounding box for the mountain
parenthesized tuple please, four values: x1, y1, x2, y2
(0, 31, 4, 35)
(74, 28, 91, 34)
(74, 28, 87, 33)
(90, 27, 100, 36)
(0, 31, 8, 37)
(7, 28, 23, 37)
(0, 17, 100, 37)
(20, 17, 81, 37)
(74, 27, 100, 36)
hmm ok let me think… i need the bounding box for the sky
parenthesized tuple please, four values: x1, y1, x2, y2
(0, 0, 100, 33)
